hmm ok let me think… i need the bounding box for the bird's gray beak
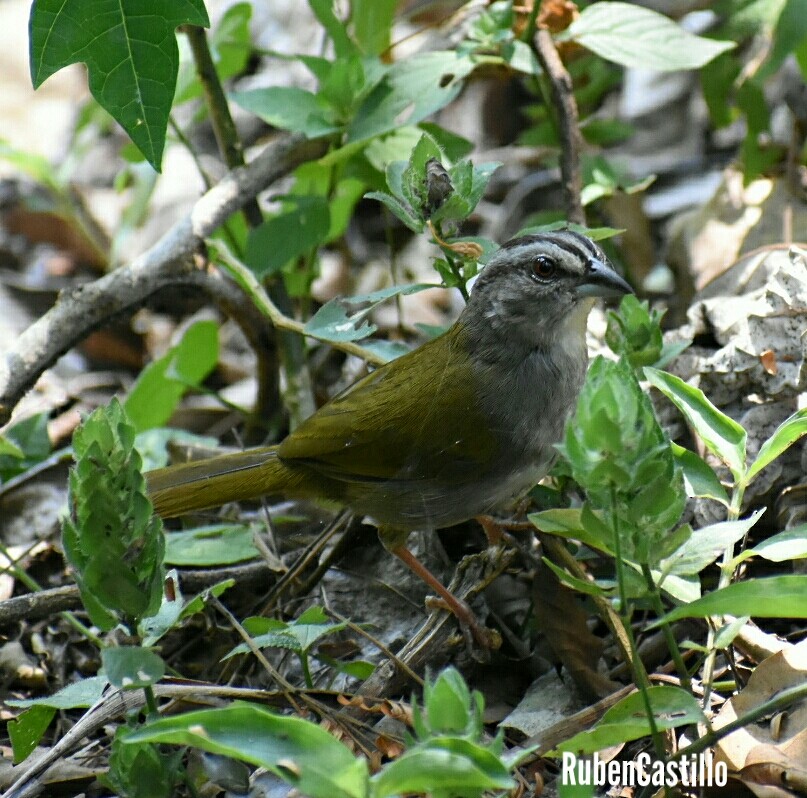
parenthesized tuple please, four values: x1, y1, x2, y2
(576, 258, 633, 299)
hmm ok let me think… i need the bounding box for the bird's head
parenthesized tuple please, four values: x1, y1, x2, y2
(464, 230, 633, 350)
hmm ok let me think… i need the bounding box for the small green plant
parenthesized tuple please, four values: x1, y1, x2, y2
(122, 667, 527, 798)
(534, 294, 807, 759)
(224, 605, 374, 687)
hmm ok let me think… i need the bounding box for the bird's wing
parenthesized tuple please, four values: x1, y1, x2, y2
(277, 330, 495, 482)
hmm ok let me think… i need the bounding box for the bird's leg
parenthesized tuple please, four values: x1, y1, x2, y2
(378, 527, 499, 650)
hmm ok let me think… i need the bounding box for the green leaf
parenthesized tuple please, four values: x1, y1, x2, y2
(303, 283, 435, 343)
(351, 0, 397, 55)
(6, 675, 108, 709)
(658, 510, 764, 578)
(125, 703, 368, 798)
(732, 524, 807, 566)
(103, 647, 166, 690)
(373, 738, 514, 798)
(553, 686, 706, 754)
(517, 222, 625, 241)
(245, 196, 331, 278)
(745, 408, 807, 482)
(9, 705, 56, 763)
(125, 320, 219, 432)
(0, 412, 52, 480)
(671, 443, 729, 505)
(308, 0, 357, 58)
(29, 0, 209, 169)
(348, 51, 477, 143)
(231, 87, 340, 137)
(562, 2, 735, 71)
(364, 190, 423, 232)
(644, 367, 747, 479)
(529, 508, 614, 556)
(655, 575, 807, 625)
(714, 615, 750, 649)
(226, 606, 346, 659)
(164, 524, 260, 566)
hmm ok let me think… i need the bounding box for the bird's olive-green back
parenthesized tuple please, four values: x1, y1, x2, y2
(277, 324, 497, 485)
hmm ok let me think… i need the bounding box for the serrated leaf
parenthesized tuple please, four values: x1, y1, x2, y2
(644, 367, 746, 479)
(29, 0, 209, 169)
(562, 2, 735, 71)
(125, 703, 368, 798)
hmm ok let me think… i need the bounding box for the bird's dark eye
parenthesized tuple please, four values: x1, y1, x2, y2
(532, 255, 557, 280)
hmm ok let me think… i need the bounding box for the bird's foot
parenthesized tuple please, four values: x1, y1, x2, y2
(391, 544, 501, 651)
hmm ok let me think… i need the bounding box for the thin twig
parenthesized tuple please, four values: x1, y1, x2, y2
(532, 27, 585, 224)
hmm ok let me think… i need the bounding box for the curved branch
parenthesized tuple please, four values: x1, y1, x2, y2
(0, 133, 329, 425)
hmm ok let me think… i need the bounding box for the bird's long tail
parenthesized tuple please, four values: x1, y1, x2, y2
(146, 446, 301, 518)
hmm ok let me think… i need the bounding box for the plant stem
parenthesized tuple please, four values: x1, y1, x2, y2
(143, 685, 159, 719)
(184, 24, 314, 425)
(701, 481, 746, 707)
(641, 563, 691, 692)
(674, 680, 807, 759)
(609, 493, 666, 759)
(214, 242, 386, 365)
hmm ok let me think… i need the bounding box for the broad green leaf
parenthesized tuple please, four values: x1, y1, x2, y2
(732, 524, 807, 567)
(6, 675, 108, 709)
(226, 606, 346, 658)
(529, 508, 615, 556)
(351, 0, 397, 55)
(164, 525, 260, 567)
(562, 2, 734, 71)
(303, 283, 435, 343)
(658, 510, 764, 578)
(125, 703, 368, 798)
(245, 196, 331, 278)
(9, 705, 56, 763)
(554, 686, 705, 754)
(644, 368, 746, 478)
(103, 647, 165, 690)
(0, 412, 52, 481)
(745, 408, 807, 482)
(125, 321, 219, 432)
(373, 738, 513, 797)
(29, 0, 209, 169)
(655, 575, 807, 625)
(348, 51, 477, 143)
(231, 87, 340, 137)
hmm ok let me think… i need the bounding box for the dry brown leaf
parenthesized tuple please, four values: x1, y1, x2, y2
(533, 567, 619, 700)
(713, 639, 807, 797)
